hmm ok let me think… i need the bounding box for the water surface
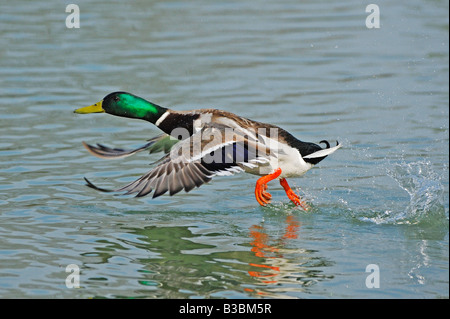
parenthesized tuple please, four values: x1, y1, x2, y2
(0, 0, 448, 298)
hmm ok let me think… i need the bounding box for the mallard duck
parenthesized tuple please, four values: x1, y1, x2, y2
(74, 92, 341, 209)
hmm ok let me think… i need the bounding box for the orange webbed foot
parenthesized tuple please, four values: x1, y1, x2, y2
(255, 181, 272, 206)
(255, 168, 282, 206)
(279, 178, 310, 211)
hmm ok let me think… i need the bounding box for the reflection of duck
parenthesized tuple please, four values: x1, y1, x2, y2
(247, 215, 300, 285)
(246, 215, 335, 297)
(75, 92, 341, 208)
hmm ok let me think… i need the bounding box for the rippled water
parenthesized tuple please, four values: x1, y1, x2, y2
(0, 0, 448, 298)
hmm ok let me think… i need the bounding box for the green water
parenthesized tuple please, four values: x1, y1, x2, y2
(0, 0, 448, 298)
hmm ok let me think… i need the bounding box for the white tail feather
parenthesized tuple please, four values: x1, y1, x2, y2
(303, 142, 342, 159)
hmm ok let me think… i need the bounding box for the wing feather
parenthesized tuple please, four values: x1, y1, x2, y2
(84, 124, 273, 198)
(82, 134, 178, 159)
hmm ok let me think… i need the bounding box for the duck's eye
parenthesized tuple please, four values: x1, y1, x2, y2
(113, 96, 120, 102)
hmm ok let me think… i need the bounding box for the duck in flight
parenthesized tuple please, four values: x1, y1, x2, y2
(74, 92, 341, 209)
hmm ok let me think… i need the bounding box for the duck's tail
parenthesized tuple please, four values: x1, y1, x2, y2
(303, 140, 341, 160)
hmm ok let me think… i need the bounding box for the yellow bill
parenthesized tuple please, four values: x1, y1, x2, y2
(74, 101, 104, 114)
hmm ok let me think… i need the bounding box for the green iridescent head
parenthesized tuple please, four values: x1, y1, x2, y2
(74, 92, 167, 123)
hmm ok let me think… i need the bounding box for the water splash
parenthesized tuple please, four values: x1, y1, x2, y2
(360, 161, 447, 225)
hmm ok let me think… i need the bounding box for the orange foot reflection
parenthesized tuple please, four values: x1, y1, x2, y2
(247, 215, 301, 286)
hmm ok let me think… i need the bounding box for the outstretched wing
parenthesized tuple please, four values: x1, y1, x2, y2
(84, 124, 272, 198)
(82, 134, 178, 159)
